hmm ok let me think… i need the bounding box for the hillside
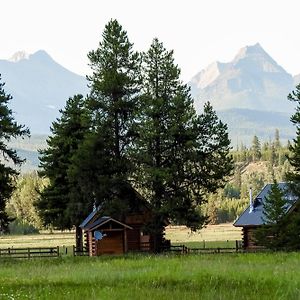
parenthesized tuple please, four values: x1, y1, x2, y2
(7, 135, 47, 172)
(218, 108, 295, 146)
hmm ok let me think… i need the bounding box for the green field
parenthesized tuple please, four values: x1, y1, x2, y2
(0, 225, 298, 299)
(0, 253, 299, 299)
(0, 224, 242, 249)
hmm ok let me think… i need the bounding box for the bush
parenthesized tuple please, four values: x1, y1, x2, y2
(8, 219, 39, 235)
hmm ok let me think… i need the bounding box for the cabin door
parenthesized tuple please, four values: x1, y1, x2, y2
(96, 231, 124, 255)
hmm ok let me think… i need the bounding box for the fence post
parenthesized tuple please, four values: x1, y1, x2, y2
(203, 240, 205, 249)
(57, 246, 60, 257)
(235, 240, 238, 252)
(73, 245, 75, 256)
(28, 248, 30, 259)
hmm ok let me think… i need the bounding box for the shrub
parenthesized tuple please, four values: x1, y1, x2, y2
(8, 219, 39, 235)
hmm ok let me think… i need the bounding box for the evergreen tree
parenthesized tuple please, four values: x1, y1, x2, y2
(0, 75, 29, 232)
(262, 181, 286, 225)
(251, 135, 261, 161)
(72, 20, 141, 215)
(134, 39, 233, 249)
(255, 181, 287, 249)
(37, 95, 90, 235)
(274, 129, 281, 150)
(286, 84, 300, 195)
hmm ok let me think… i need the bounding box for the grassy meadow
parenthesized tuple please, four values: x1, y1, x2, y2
(0, 253, 300, 299)
(0, 225, 299, 299)
(0, 224, 242, 249)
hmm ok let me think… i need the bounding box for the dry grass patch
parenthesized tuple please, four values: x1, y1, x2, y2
(165, 223, 242, 243)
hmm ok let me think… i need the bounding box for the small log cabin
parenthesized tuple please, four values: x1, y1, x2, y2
(83, 216, 132, 256)
(233, 182, 297, 250)
(79, 185, 169, 256)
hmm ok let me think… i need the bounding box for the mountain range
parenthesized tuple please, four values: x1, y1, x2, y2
(190, 43, 298, 113)
(0, 50, 88, 134)
(0, 45, 300, 170)
(189, 43, 300, 145)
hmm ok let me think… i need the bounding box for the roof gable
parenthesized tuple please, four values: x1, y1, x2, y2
(85, 216, 133, 231)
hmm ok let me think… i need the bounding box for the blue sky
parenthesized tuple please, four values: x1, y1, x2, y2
(1, 0, 300, 82)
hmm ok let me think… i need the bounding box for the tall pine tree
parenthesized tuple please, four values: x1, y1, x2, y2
(0, 75, 29, 232)
(251, 135, 262, 161)
(71, 19, 141, 215)
(255, 181, 288, 249)
(133, 39, 233, 250)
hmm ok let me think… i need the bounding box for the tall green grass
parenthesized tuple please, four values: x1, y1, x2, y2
(0, 253, 300, 299)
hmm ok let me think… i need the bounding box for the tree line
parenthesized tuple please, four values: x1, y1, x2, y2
(204, 129, 292, 224)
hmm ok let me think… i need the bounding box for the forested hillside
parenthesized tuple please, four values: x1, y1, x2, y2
(202, 129, 291, 224)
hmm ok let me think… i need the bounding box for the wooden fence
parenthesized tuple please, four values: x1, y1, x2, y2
(0, 240, 243, 259)
(0, 247, 59, 259)
(73, 246, 89, 256)
(162, 240, 243, 254)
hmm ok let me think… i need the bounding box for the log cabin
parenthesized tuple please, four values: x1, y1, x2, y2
(233, 182, 297, 250)
(79, 185, 169, 256)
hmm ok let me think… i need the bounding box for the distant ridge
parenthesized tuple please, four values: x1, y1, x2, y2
(218, 108, 294, 146)
(0, 50, 88, 134)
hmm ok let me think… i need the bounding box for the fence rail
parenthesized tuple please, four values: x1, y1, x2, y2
(73, 246, 89, 256)
(161, 240, 243, 254)
(0, 240, 244, 258)
(0, 246, 59, 259)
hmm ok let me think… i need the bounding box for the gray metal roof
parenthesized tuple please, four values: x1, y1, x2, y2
(84, 216, 111, 230)
(233, 182, 297, 227)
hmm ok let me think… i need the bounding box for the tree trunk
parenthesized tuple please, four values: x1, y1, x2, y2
(75, 225, 83, 251)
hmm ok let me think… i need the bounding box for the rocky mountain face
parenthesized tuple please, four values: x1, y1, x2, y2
(0, 50, 88, 134)
(190, 43, 299, 145)
(190, 43, 295, 113)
